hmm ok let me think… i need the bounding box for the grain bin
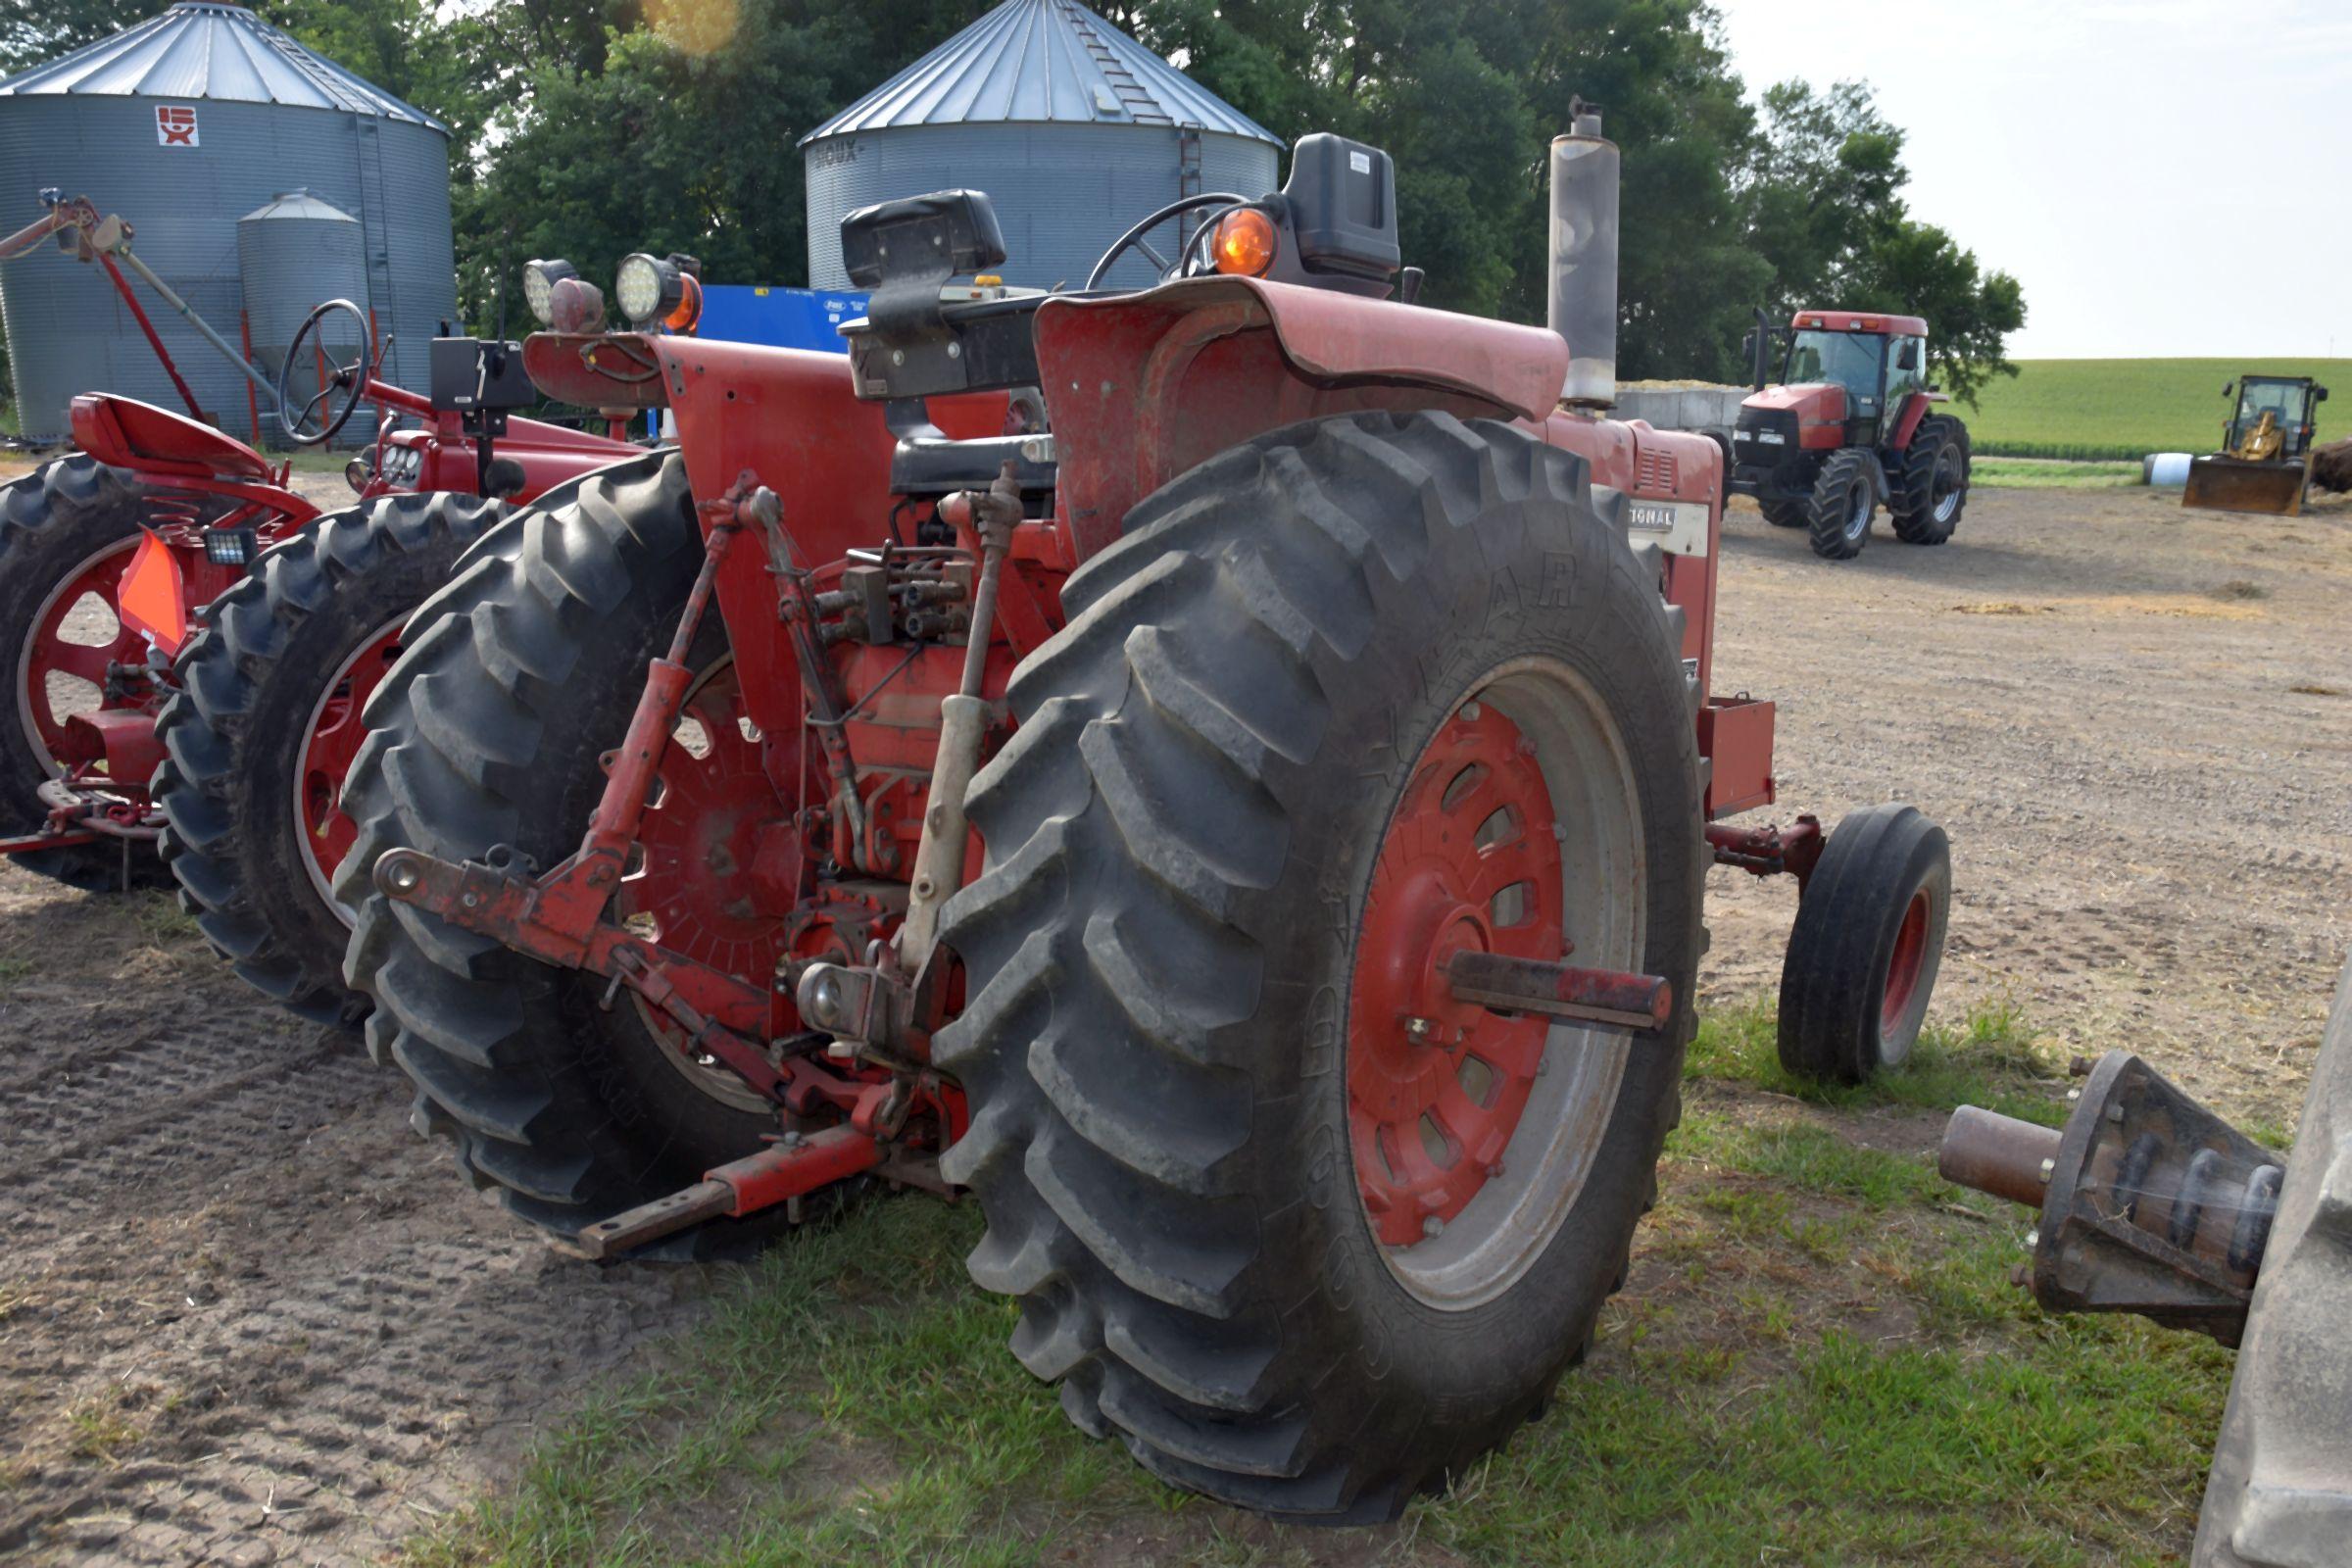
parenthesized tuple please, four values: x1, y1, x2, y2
(0, 2, 456, 444)
(236, 190, 368, 400)
(801, 0, 1281, 293)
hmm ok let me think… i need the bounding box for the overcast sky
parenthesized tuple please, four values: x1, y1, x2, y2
(1709, 0, 2349, 360)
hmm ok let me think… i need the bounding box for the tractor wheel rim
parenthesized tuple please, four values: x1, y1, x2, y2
(621, 655, 794, 1115)
(1932, 446, 1965, 523)
(297, 613, 408, 918)
(1880, 888, 1932, 1046)
(15, 534, 148, 776)
(1347, 658, 1644, 1310)
(1846, 480, 1871, 538)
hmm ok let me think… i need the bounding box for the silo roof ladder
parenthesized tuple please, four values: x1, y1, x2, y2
(1059, 1, 1173, 124)
(1177, 123, 1205, 251)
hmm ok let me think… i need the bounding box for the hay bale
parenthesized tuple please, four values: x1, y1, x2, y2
(2311, 437, 2352, 494)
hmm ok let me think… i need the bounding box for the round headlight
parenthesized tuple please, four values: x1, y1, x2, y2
(614, 253, 671, 325)
(521, 259, 576, 326)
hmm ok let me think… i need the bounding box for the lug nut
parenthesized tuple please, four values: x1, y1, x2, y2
(1422, 1215, 1445, 1239)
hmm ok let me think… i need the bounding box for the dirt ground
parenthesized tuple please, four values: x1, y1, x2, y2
(1, 478, 2347, 1564)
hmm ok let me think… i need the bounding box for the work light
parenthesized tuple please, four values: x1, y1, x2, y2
(614, 252, 704, 332)
(203, 526, 260, 566)
(521, 259, 578, 325)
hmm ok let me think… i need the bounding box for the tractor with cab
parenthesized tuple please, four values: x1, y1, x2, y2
(336, 112, 1955, 1519)
(1730, 308, 1972, 560)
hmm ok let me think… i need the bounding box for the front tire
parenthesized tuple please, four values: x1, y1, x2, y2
(1777, 803, 1951, 1083)
(936, 412, 1705, 1520)
(1805, 449, 1875, 561)
(1758, 496, 1807, 529)
(156, 491, 508, 1027)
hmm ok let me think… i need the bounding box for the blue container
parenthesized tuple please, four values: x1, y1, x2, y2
(696, 284, 867, 353)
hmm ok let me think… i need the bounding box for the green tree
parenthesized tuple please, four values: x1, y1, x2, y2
(1742, 80, 2025, 405)
(0, 0, 153, 76)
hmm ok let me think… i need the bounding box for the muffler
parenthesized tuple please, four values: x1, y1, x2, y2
(1547, 97, 1618, 409)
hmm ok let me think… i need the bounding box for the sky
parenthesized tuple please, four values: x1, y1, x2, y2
(1708, 0, 2351, 360)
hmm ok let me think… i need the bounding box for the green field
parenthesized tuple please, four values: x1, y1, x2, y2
(1965, 358, 2349, 460)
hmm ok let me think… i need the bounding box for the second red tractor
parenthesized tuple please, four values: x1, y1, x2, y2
(1730, 308, 1973, 560)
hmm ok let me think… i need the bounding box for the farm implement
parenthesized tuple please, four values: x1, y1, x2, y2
(1939, 956, 2352, 1565)
(331, 109, 1957, 1518)
(0, 189, 635, 891)
(1730, 307, 1973, 559)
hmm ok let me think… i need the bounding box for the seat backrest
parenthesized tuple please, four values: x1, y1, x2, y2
(70, 394, 273, 482)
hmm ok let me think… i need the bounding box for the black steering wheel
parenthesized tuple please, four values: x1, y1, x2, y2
(1084, 192, 1251, 291)
(278, 298, 374, 446)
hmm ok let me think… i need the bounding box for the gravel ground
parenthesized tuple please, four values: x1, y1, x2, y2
(0, 475, 2346, 1563)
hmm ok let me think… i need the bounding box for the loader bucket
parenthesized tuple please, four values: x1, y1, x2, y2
(2181, 455, 2309, 516)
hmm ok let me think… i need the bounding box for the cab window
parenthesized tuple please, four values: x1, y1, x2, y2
(1786, 329, 1886, 407)
(1885, 336, 1927, 402)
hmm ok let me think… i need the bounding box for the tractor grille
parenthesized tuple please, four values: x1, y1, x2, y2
(1636, 445, 1678, 492)
(1733, 408, 1798, 465)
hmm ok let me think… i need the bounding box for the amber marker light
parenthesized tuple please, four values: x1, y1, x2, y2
(1212, 208, 1279, 276)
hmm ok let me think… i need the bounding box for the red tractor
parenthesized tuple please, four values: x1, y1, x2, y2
(1729, 309, 1972, 560)
(335, 118, 1953, 1518)
(0, 193, 636, 891)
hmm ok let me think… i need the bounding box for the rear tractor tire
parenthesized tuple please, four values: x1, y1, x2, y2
(0, 454, 174, 892)
(936, 412, 1707, 1520)
(1758, 497, 1808, 529)
(1776, 803, 1951, 1084)
(335, 451, 805, 1254)
(1889, 415, 1970, 545)
(1805, 448, 1877, 561)
(156, 491, 509, 1027)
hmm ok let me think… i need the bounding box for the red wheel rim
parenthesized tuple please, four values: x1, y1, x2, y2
(16, 536, 150, 767)
(621, 660, 801, 1110)
(298, 618, 405, 908)
(1348, 703, 1566, 1248)
(1881, 888, 1931, 1036)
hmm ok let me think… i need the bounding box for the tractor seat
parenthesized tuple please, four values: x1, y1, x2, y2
(70, 394, 274, 482)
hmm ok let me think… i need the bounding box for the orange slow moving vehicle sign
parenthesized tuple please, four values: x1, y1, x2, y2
(116, 530, 187, 655)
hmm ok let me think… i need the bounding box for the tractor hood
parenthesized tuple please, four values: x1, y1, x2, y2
(1743, 381, 1846, 423)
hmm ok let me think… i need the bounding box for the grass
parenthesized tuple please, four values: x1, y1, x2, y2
(1971, 457, 2145, 490)
(409, 998, 2235, 1567)
(1966, 357, 2349, 459)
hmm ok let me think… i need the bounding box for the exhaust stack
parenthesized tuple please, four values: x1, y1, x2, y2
(1547, 98, 1619, 409)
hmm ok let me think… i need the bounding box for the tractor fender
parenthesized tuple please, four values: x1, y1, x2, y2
(1032, 275, 1569, 563)
(1888, 390, 1948, 451)
(1858, 447, 1894, 507)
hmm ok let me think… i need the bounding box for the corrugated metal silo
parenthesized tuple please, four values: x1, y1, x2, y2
(800, 0, 1281, 294)
(0, 2, 456, 445)
(236, 191, 368, 394)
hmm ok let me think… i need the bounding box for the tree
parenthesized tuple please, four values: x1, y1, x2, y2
(0, 0, 152, 76)
(1742, 80, 2025, 405)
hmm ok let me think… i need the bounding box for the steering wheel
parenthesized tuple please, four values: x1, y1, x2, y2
(1084, 193, 1251, 291)
(278, 298, 374, 446)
